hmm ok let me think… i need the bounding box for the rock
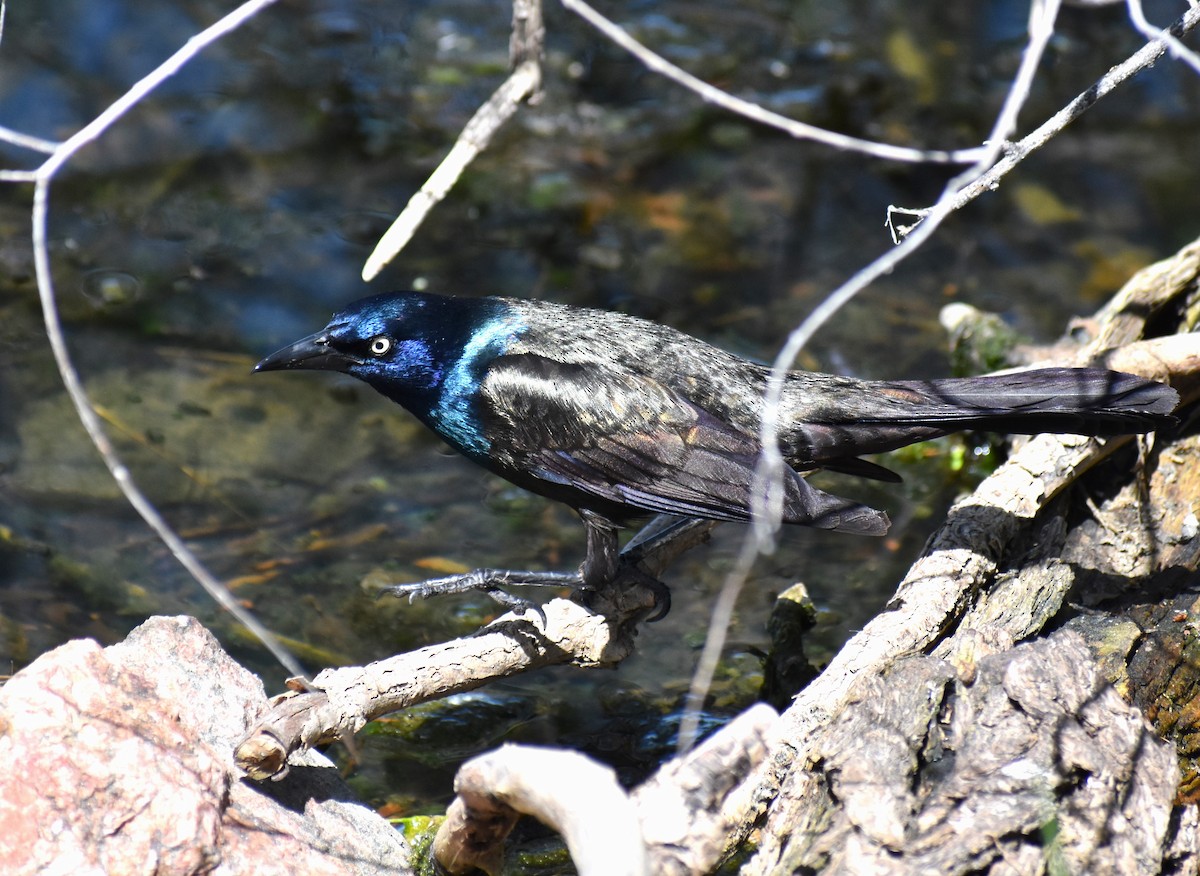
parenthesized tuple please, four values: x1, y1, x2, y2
(0, 616, 410, 876)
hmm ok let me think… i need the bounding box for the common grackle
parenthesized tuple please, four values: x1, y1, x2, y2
(255, 291, 1178, 613)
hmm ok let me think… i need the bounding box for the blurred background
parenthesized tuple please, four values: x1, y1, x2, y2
(1, 0, 1198, 812)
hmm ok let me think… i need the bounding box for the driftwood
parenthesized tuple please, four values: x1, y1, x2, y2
(429, 703, 778, 876)
(743, 239, 1200, 874)
(231, 238, 1200, 872)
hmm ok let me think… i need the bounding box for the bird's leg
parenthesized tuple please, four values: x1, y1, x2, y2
(378, 510, 674, 620)
(577, 509, 620, 587)
(577, 510, 672, 621)
(377, 512, 611, 615)
(378, 566, 583, 616)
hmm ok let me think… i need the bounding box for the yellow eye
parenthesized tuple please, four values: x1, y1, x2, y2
(369, 336, 392, 356)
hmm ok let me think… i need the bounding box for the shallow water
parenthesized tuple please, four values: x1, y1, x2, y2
(2, 0, 1198, 809)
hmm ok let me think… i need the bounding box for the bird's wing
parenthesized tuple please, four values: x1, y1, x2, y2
(480, 354, 887, 535)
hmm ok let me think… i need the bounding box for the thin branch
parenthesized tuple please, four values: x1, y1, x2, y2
(33, 0, 281, 181)
(890, 1, 1200, 240)
(1127, 0, 1200, 75)
(560, 0, 986, 166)
(360, 0, 545, 281)
(0, 125, 58, 155)
(22, 0, 305, 681)
(361, 60, 542, 281)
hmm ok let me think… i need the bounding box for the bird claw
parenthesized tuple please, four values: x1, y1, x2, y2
(579, 565, 672, 622)
(377, 563, 673, 623)
(642, 577, 672, 622)
(377, 568, 583, 624)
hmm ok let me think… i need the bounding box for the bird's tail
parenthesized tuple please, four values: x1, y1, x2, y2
(785, 367, 1178, 474)
(883, 367, 1178, 435)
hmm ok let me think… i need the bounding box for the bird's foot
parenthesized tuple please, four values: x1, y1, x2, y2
(578, 566, 672, 622)
(378, 563, 672, 623)
(378, 568, 585, 620)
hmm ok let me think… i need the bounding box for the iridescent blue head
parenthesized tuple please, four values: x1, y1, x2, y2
(258, 293, 456, 390)
(255, 291, 519, 453)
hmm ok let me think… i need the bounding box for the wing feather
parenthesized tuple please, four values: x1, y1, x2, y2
(480, 354, 888, 534)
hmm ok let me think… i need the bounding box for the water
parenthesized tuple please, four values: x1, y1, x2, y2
(1, 0, 1198, 810)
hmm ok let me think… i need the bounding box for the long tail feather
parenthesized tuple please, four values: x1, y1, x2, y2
(882, 367, 1178, 435)
(784, 367, 1178, 469)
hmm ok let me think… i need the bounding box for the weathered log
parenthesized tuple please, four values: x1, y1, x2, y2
(745, 236, 1200, 874)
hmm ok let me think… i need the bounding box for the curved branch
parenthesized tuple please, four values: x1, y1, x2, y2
(24, 0, 305, 680)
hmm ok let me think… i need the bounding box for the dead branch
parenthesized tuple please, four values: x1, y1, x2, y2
(559, 0, 982, 165)
(361, 60, 542, 281)
(430, 703, 779, 876)
(361, 0, 545, 280)
(19, 0, 305, 680)
(735, 236, 1200, 871)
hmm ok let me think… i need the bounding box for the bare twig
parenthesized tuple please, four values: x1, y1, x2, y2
(11, 0, 306, 681)
(1127, 0, 1200, 75)
(0, 125, 58, 155)
(361, 60, 542, 281)
(560, 0, 985, 166)
(361, 0, 545, 281)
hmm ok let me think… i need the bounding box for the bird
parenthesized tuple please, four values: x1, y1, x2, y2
(255, 291, 1178, 615)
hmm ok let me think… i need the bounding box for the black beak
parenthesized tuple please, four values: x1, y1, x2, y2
(254, 330, 352, 374)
